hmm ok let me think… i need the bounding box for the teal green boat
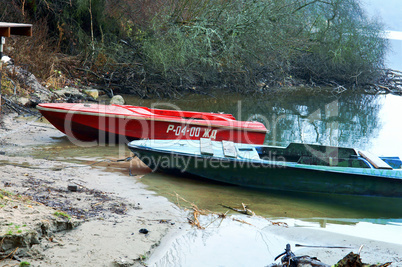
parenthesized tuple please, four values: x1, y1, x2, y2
(127, 139, 402, 197)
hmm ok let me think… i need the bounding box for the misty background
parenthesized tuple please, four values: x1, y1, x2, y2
(363, 0, 402, 69)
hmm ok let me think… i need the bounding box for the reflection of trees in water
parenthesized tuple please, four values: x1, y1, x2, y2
(335, 94, 383, 149)
(242, 92, 383, 149)
(125, 91, 383, 149)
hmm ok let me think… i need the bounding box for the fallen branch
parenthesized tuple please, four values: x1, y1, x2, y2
(232, 217, 253, 226)
(219, 203, 255, 216)
(376, 84, 392, 93)
(191, 208, 204, 229)
(295, 244, 355, 249)
(0, 247, 19, 262)
(369, 69, 402, 95)
(1, 95, 40, 116)
(204, 210, 229, 228)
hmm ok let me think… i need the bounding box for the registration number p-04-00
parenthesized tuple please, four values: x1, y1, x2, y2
(166, 125, 218, 139)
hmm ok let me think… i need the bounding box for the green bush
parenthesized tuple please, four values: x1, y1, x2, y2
(139, 0, 387, 88)
(292, 0, 388, 84)
(0, 0, 389, 91)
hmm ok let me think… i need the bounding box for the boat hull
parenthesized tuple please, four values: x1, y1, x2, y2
(128, 141, 402, 198)
(37, 103, 267, 144)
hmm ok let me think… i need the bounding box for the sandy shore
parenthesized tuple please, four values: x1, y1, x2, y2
(0, 114, 188, 266)
(1, 113, 402, 267)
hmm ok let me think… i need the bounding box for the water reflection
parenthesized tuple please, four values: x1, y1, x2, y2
(123, 90, 384, 151)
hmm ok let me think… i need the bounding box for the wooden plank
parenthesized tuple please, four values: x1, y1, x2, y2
(222, 140, 237, 158)
(359, 150, 393, 169)
(0, 22, 32, 37)
(0, 27, 10, 37)
(200, 138, 214, 156)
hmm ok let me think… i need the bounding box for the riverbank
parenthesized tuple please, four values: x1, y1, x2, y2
(1, 113, 402, 266)
(0, 113, 188, 266)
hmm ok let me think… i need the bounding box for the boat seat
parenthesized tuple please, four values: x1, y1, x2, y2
(200, 138, 214, 156)
(358, 150, 393, 169)
(222, 140, 237, 158)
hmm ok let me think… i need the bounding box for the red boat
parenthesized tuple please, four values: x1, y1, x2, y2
(37, 103, 268, 144)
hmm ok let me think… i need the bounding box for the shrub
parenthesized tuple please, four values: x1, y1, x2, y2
(0, 0, 389, 92)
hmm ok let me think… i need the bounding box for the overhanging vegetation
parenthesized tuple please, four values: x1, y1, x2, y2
(0, 0, 389, 95)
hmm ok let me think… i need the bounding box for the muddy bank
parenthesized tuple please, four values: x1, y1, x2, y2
(0, 155, 185, 266)
(0, 187, 80, 261)
(0, 113, 187, 266)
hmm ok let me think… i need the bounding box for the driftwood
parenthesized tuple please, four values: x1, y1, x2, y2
(219, 203, 255, 216)
(172, 193, 259, 229)
(335, 252, 392, 267)
(369, 69, 402, 95)
(1, 95, 40, 116)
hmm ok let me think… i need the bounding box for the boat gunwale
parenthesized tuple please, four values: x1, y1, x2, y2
(37, 105, 269, 133)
